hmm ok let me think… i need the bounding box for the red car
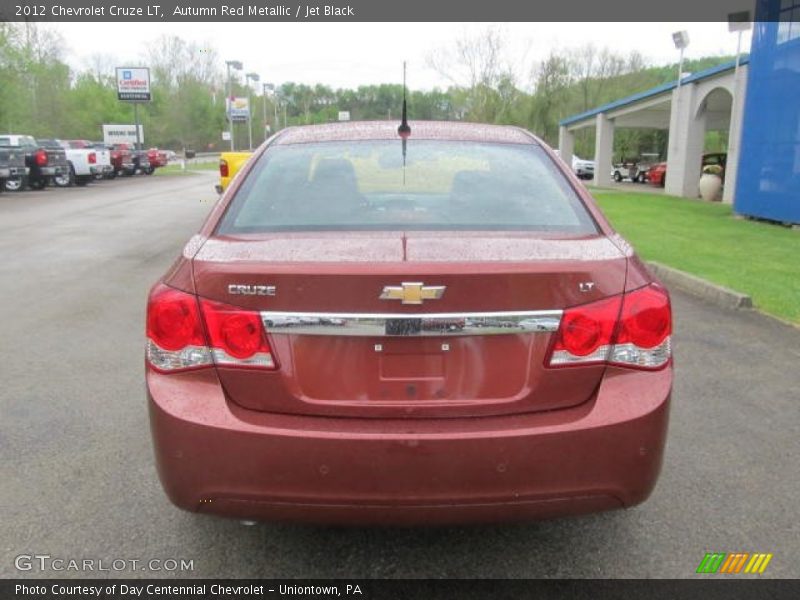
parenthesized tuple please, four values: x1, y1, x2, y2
(146, 121, 672, 525)
(146, 148, 169, 172)
(649, 153, 727, 187)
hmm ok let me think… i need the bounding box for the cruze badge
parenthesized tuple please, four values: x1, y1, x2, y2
(380, 282, 446, 305)
(228, 284, 276, 296)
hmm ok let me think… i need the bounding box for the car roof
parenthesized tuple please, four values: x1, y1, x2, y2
(273, 120, 539, 146)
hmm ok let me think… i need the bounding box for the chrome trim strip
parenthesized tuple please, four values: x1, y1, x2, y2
(261, 310, 562, 337)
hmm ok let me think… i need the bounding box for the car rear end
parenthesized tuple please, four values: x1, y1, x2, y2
(649, 162, 667, 187)
(0, 144, 26, 182)
(217, 151, 253, 193)
(35, 139, 69, 182)
(83, 142, 113, 178)
(146, 122, 672, 525)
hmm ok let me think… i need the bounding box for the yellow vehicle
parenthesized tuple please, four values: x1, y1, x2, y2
(215, 151, 252, 193)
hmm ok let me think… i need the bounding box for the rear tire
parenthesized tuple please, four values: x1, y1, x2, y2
(5, 176, 27, 192)
(613, 171, 622, 183)
(53, 169, 71, 188)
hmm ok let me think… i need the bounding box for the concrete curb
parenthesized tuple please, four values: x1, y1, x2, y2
(646, 261, 753, 310)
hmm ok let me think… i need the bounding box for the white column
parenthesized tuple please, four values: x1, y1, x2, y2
(723, 66, 748, 205)
(665, 83, 705, 198)
(594, 113, 614, 187)
(558, 126, 575, 164)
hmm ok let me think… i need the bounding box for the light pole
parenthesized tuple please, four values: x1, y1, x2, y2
(273, 88, 280, 131)
(245, 72, 259, 150)
(728, 12, 751, 75)
(262, 82, 275, 141)
(225, 60, 243, 151)
(672, 31, 690, 90)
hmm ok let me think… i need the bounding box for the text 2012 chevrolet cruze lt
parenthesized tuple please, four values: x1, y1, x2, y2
(146, 121, 672, 525)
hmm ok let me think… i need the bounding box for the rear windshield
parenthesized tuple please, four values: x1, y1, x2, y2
(217, 140, 597, 234)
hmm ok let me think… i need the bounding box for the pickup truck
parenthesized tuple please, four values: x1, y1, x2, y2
(94, 143, 135, 177)
(36, 139, 106, 187)
(0, 134, 68, 191)
(112, 143, 149, 175)
(216, 151, 252, 193)
(0, 143, 27, 193)
(144, 148, 168, 174)
(63, 140, 114, 182)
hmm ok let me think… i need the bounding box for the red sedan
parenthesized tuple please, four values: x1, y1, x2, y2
(146, 121, 672, 525)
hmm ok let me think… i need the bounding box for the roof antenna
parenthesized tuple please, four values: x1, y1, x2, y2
(398, 61, 410, 185)
(398, 61, 411, 139)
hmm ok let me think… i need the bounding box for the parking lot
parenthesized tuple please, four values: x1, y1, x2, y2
(1, 174, 798, 579)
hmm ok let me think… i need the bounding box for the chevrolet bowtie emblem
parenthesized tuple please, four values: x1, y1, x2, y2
(379, 282, 446, 305)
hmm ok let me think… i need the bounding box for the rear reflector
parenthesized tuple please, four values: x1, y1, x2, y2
(547, 283, 671, 370)
(219, 159, 229, 178)
(146, 284, 276, 373)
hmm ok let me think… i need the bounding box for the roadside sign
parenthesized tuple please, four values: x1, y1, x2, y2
(338, 111, 351, 122)
(116, 67, 151, 102)
(222, 131, 231, 141)
(102, 124, 144, 145)
(227, 97, 250, 122)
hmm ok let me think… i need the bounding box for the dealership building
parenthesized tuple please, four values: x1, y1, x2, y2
(558, 0, 800, 225)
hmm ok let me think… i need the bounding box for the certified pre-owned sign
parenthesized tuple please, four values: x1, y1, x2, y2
(116, 67, 151, 102)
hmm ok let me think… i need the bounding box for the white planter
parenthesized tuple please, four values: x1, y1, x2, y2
(698, 174, 723, 201)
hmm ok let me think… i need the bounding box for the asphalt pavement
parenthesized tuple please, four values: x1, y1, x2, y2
(1, 173, 798, 579)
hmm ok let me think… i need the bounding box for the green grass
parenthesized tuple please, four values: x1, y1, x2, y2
(590, 188, 800, 324)
(154, 161, 218, 176)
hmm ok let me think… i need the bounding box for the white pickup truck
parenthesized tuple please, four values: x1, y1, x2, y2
(41, 139, 113, 186)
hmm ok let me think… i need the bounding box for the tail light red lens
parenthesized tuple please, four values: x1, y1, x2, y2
(547, 283, 671, 370)
(556, 296, 620, 359)
(219, 159, 229, 178)
(34, 149, 48, 166)
(616, 284, 671, 349)
(199, 299, 276, 368)
(88, 152, 97, 164)
(146, 285, 276, 372)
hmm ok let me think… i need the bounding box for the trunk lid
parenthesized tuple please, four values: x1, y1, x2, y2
(190, 231, 628, 418)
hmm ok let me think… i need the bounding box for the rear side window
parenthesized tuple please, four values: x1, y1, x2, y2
(217, 140, 597, 234)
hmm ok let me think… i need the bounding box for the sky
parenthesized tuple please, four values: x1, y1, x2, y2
(52, 22, 752, 90)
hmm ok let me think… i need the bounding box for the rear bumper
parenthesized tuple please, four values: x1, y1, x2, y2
(148, 366, 671, 525)
(39, 166, 66, 176)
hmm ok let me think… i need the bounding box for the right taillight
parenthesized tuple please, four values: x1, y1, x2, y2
(547, 283, 671, 371)
(146, 284, 276, 373)
(219, 159, 229, 178)
(609, 283, 672, 369)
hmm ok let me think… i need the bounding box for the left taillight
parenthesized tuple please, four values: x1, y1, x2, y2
(146, 284, 276, 373)
(88, 152, 97, 164)
(546, 283, 672, 371)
